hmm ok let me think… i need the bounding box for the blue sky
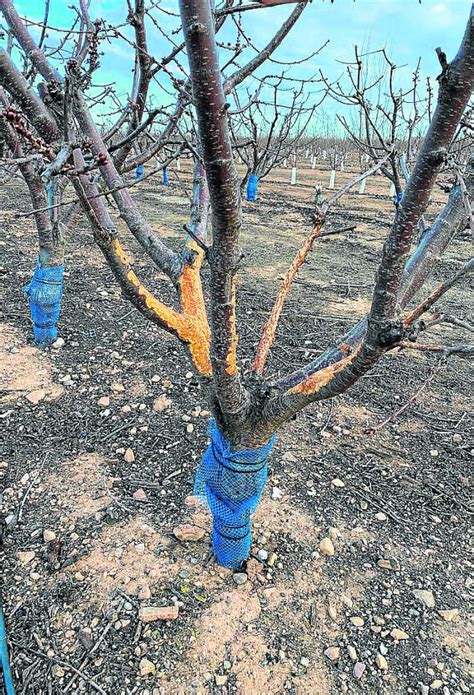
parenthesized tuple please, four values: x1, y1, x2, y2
(4, 0, 472, 128)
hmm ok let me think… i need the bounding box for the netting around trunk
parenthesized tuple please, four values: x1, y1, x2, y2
(23, 262, 64, 348)
(246, 173, 258, 201)
(194, 419, 275, 569)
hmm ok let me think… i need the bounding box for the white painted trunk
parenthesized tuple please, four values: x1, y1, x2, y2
(291, 167, 297, 185)
(389, 182, 396, 196)
(329, 170, 336, 189)
(358, 178, 366, 195)
(177, 158, 181, 171)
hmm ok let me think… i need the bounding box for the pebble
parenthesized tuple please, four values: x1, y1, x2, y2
(124, 448, 135, 463)
(331, 478, 345, 488)
(257, 549, 268, 562)
(52, 337, 65, 348)
(353, 662, 366, 679)
(350, 617, 364, 627)
(233, 572, 248, 586)
(282, 452, 297, 462)
(138, 584, 152, 600)
(173, 524, 205, 542)
(430, 449, 439, 458)
(390, 628, 409, 640)
(430, 681, 443, 691)
(52, 664, 65, 678)
(375, 654, 388, 671)
(413, 589, 435, 609)
(375, 512, 387, 521)
(138, 606, 179, 622)
(132, 488, 147, 501)
(272, 487, 283, 500)
(97, 396, 110, 407)
(379, 643, 388, 656)
(347, 646, 357, 662)
(438, 609, 459, 622)
(267, 552, 277, 567)
(300, 656, 310, 668)
(18, 551, 35, 564)
(43, 529, 56, 542)
(319, 537, 335, 556)
(186, 423, 194, 434)
(378, 558, 400, 571)
(26, 389, 46, 405)
(215, 675, 227, 686)
(139, 658, 156, 676)
(452, 433, 462, 444)
(324, 647, 340, 661)
(153, 395, 172, 412)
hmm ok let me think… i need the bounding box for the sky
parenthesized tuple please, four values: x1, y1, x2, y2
(3, 0, 472, 130)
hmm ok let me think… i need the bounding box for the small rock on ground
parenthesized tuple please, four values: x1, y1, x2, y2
(413, 589, 435, 609)
(319, 537, 335, 556)
(233, 572, 248, 586)
(173, 524, 205, 542)
(353, 662, 366, 679)
(324, 647, 340, 661)
(138, 606, 179, 622)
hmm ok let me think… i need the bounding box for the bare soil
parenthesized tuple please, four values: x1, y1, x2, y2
(0, 159, 472, 695)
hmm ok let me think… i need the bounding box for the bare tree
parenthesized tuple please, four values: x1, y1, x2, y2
(1, 0, 473, 569)
(322, 48, 433, 200)
(230, 77, 319, 199)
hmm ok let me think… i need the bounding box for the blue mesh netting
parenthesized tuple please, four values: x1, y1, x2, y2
(194, 419, 275, 569)
(246, 173, 258, 202)
(23, 262, 64, 348)
(162, 167, 168, 186)
(135, 164, 144, 180)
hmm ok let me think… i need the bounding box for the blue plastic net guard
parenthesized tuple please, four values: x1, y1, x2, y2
(23, 261, 64, 348)
(194, 419, 275, 569)
(246, 173, 258, 202)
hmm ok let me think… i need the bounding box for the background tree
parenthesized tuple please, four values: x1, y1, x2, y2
(230, 76, 319, 199)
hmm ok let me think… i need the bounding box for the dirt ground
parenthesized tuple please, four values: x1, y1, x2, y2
(0, 157, 472, 695)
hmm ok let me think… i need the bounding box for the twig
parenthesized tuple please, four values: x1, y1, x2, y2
(99, 417, 139, 443)
(322, 151, 393, 212)
(63, 598, 124, 692)
(9, 640, 107, 694)
(366, 358, 445, 433)
(397, 340, 474, 356)
(403, 258, 473, 326)
(17, 453, 48, 522)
